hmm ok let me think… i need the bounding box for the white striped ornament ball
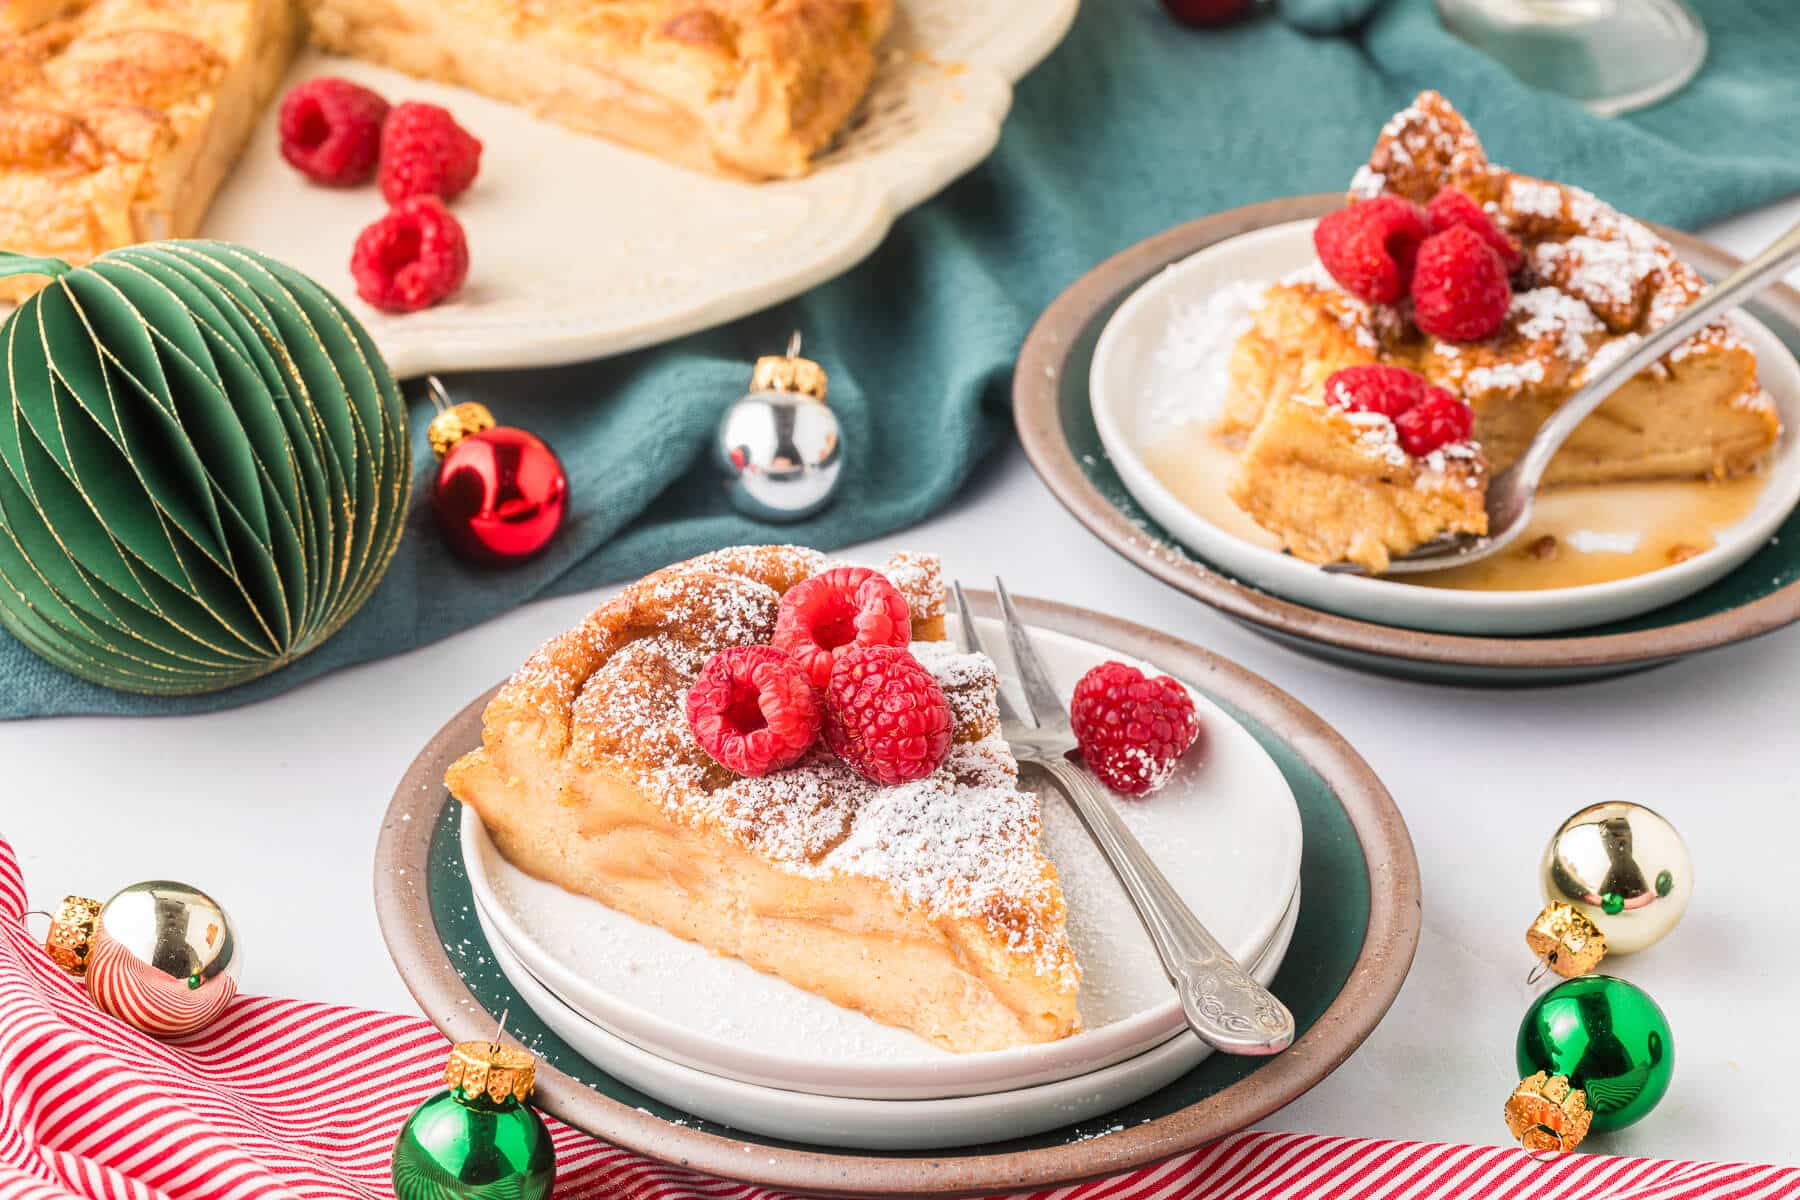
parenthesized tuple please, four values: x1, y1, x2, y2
(86, 881, 241, 1038)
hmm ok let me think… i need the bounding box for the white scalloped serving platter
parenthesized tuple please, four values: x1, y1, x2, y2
(199, 2, 1078, 378)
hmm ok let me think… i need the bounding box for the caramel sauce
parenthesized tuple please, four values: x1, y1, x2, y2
(1142, 422, 1767, 593)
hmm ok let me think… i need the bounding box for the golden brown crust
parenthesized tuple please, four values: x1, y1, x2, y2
(0, 0, 299, 301)
(446, 545, 1080, 1053)
(301, 0, 893, 180)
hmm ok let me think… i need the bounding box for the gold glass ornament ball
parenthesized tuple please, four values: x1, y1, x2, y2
(1541, 802, 1691, 955)
(87, 881, 243, 1037)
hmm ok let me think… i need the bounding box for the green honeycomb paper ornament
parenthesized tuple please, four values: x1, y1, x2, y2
(0, 242, 411, 695)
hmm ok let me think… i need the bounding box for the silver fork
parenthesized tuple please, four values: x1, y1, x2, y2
(952, 579, 1296, 1056)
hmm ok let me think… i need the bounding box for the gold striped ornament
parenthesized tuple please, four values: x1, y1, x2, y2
(44, 879, 241, 1038)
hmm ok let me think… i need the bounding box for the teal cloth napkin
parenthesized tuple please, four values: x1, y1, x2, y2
(5, 0, 1799, 718)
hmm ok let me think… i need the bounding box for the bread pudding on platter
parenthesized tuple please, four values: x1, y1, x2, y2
(1222, 91, 1779, 573)
(0, 0, 891, 298)
(303, 0, 892, 182)
(446, 545, 1083, 1054)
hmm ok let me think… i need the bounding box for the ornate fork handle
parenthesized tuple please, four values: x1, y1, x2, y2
(1037, 755, 1295, 1055)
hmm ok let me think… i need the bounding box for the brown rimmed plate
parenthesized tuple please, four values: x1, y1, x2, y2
(374, 589, 1419, 1199)
(1015, 195, 1800, 686)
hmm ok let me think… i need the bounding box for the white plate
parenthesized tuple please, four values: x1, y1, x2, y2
(199, 2, 1078, 377)
(462, 614, 1303, 1101)
(1090, 219, 1800, 636)
(478, 885, 1299, 1150)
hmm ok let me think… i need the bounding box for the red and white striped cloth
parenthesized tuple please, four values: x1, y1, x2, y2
(1, 836, 1793, 1200)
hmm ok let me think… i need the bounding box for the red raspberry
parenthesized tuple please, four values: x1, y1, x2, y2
(823, 646, 953, 785)
(1427, 186, 1521, 272)
(685, 646, 821, 777)
(379, 102, 483, 205)
(1323, 364, 1429, 419)
(278, 77, 389, 186)
(1411, 225, 1512, 342)
(772, 567, 911, 690)
(1070, 661, 1201, 797)
(1313, 195, 1431, 305)
(1394, 387, 1474, 456)
(350, 196, 470, 313)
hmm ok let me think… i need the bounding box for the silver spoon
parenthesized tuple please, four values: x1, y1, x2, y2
(1329, 217, 1800, 577)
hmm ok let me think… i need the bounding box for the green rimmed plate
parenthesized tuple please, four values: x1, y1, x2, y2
(1015, 196, 1800, 686)
(374, 590, 1418, 1199)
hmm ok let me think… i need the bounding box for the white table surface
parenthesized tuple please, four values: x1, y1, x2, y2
(6, 199, 1800, 1168)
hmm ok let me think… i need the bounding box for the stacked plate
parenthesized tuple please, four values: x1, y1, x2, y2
(460, 615, 1305, 1150)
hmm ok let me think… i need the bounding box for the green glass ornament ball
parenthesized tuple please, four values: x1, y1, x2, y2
(0, 243, 410, 695)
(392, 1088, 555, 1200)
(1517, 975, 1673, 1134)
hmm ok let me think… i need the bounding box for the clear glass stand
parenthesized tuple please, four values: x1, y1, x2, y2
(1436, 0, 1707, 117)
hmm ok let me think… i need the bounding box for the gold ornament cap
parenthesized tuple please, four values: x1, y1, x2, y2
(425, 376, 497, 459)
(1527, 902, 1608, 980)
(445, 1040, 536, 1104)
(750, 332, 828, 403)
(1505, 1071, 1593, 1155)
(45, 894, 102, 975)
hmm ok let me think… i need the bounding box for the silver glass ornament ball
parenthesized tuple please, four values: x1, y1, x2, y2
(89, 880, 243, 1037)
(1540, 802, 1692, 955)
(717, 334, 843, 523)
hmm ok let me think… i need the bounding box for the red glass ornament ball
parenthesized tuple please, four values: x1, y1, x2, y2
(433, 426, 569, 565)
(1162, 0, 1253, 27)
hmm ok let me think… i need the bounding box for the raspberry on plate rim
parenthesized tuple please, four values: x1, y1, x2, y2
(773, 567, 912, 690)
(1069, 661, 1202, 797)
(685, 646, 822, 777)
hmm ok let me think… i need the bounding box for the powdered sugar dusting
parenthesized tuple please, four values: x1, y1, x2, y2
(1512, 287, 1604, 360)
(1532, 236, 1661, 322)
(1149, 278, 1267, 432)
(910, 639, 1001, 737)
(1464, 357, 1547, 395)
(1506, 177, 1564, 219)
(1348, 164, 1385, 200)
(1339, 408, 1411, 469)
